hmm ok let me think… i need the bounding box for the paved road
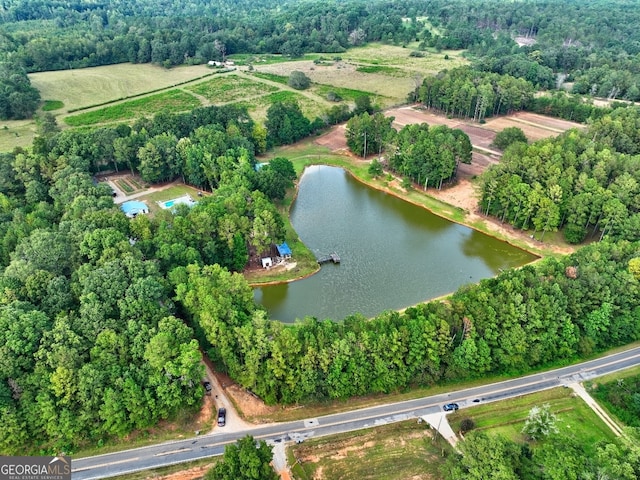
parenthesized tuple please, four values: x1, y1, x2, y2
(72, 346, 640, 479)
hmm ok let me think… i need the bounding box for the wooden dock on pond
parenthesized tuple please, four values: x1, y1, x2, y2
(317, 253, 340, 264)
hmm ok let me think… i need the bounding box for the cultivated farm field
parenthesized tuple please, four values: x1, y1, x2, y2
(3, 44, 467, 151)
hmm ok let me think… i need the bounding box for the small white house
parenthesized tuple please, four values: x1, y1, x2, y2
(261, 257, 273, 269)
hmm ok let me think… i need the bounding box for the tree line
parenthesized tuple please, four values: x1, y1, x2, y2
(177, 239, 640, 405)
(410, 67, 536, 121)
(0, 61, 40, 119)
(479, 107, 640, 244)
(5, 0, 640, 120)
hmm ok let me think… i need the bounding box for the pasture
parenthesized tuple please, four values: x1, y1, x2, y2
(29, 63, 212, 113)
(184, 74, 279, 103)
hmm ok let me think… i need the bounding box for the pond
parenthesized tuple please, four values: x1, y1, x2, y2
(254, 166, 537, 323)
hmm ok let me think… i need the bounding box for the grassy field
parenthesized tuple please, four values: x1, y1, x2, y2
(3, 44, 468, 151)
(236, 90, 330, 123)
(342, 43, 467, 74)
(184, 74, 279, 103)
(29, 63, 212, 113)
(64, 89, 201, 126)
(0, 119, 38, 151)
(448, 387, 617, 449)
(291, 421, 448, 480)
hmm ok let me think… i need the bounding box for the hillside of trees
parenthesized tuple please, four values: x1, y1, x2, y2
(2, 94, 640, 453)
(479, 107, 640, 244)
(3, 0, 640, 119)
(2, 0, 640, 456)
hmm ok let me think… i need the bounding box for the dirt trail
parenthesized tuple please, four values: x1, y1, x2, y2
(569, 383, 624, 437)
(201, 355, 254, 433)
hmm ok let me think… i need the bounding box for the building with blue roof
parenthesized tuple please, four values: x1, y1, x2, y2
(121, 200, 149, 218)
(276, 242, 292, 258)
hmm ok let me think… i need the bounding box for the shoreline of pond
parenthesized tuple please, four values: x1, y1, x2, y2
(246, 158, 548, 289)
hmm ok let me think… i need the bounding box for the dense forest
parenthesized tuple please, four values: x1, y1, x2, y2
(1, 98, 640, 453)
(478, 107, 640, 244)
(3, 0, 640, 118)
(1, 0, 640, 459)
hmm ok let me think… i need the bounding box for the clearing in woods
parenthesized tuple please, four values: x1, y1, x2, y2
(29, 63, 213, 113)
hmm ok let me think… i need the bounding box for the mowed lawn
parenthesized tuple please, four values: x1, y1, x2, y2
(447, 387, 618, 451)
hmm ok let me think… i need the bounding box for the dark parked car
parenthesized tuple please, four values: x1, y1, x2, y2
(217, 407, 226, 427)
(203, 381, 212, 396)
(443, 403, 459, 412)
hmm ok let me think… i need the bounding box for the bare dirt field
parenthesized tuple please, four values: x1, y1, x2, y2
(316, 106, 504, 164)
(455, 124, 497, 149)
(513, 111, 585, 131)
(387, 106, 499, 150)
(389, 106, 461, 129)
(483, 111, 584, 141)
(314, 124, 349, 152)
(482, 117, 557, 141)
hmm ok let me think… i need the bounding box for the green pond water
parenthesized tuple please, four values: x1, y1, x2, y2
(254, 165, 537, 323)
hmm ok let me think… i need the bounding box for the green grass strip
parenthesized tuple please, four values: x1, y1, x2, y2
(249, 71, 289, 85)
(42, 100, 64, 111)
(356, 65, 402, 75)
(313, 84, 381, 101)
(64, 90, 201, 126)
